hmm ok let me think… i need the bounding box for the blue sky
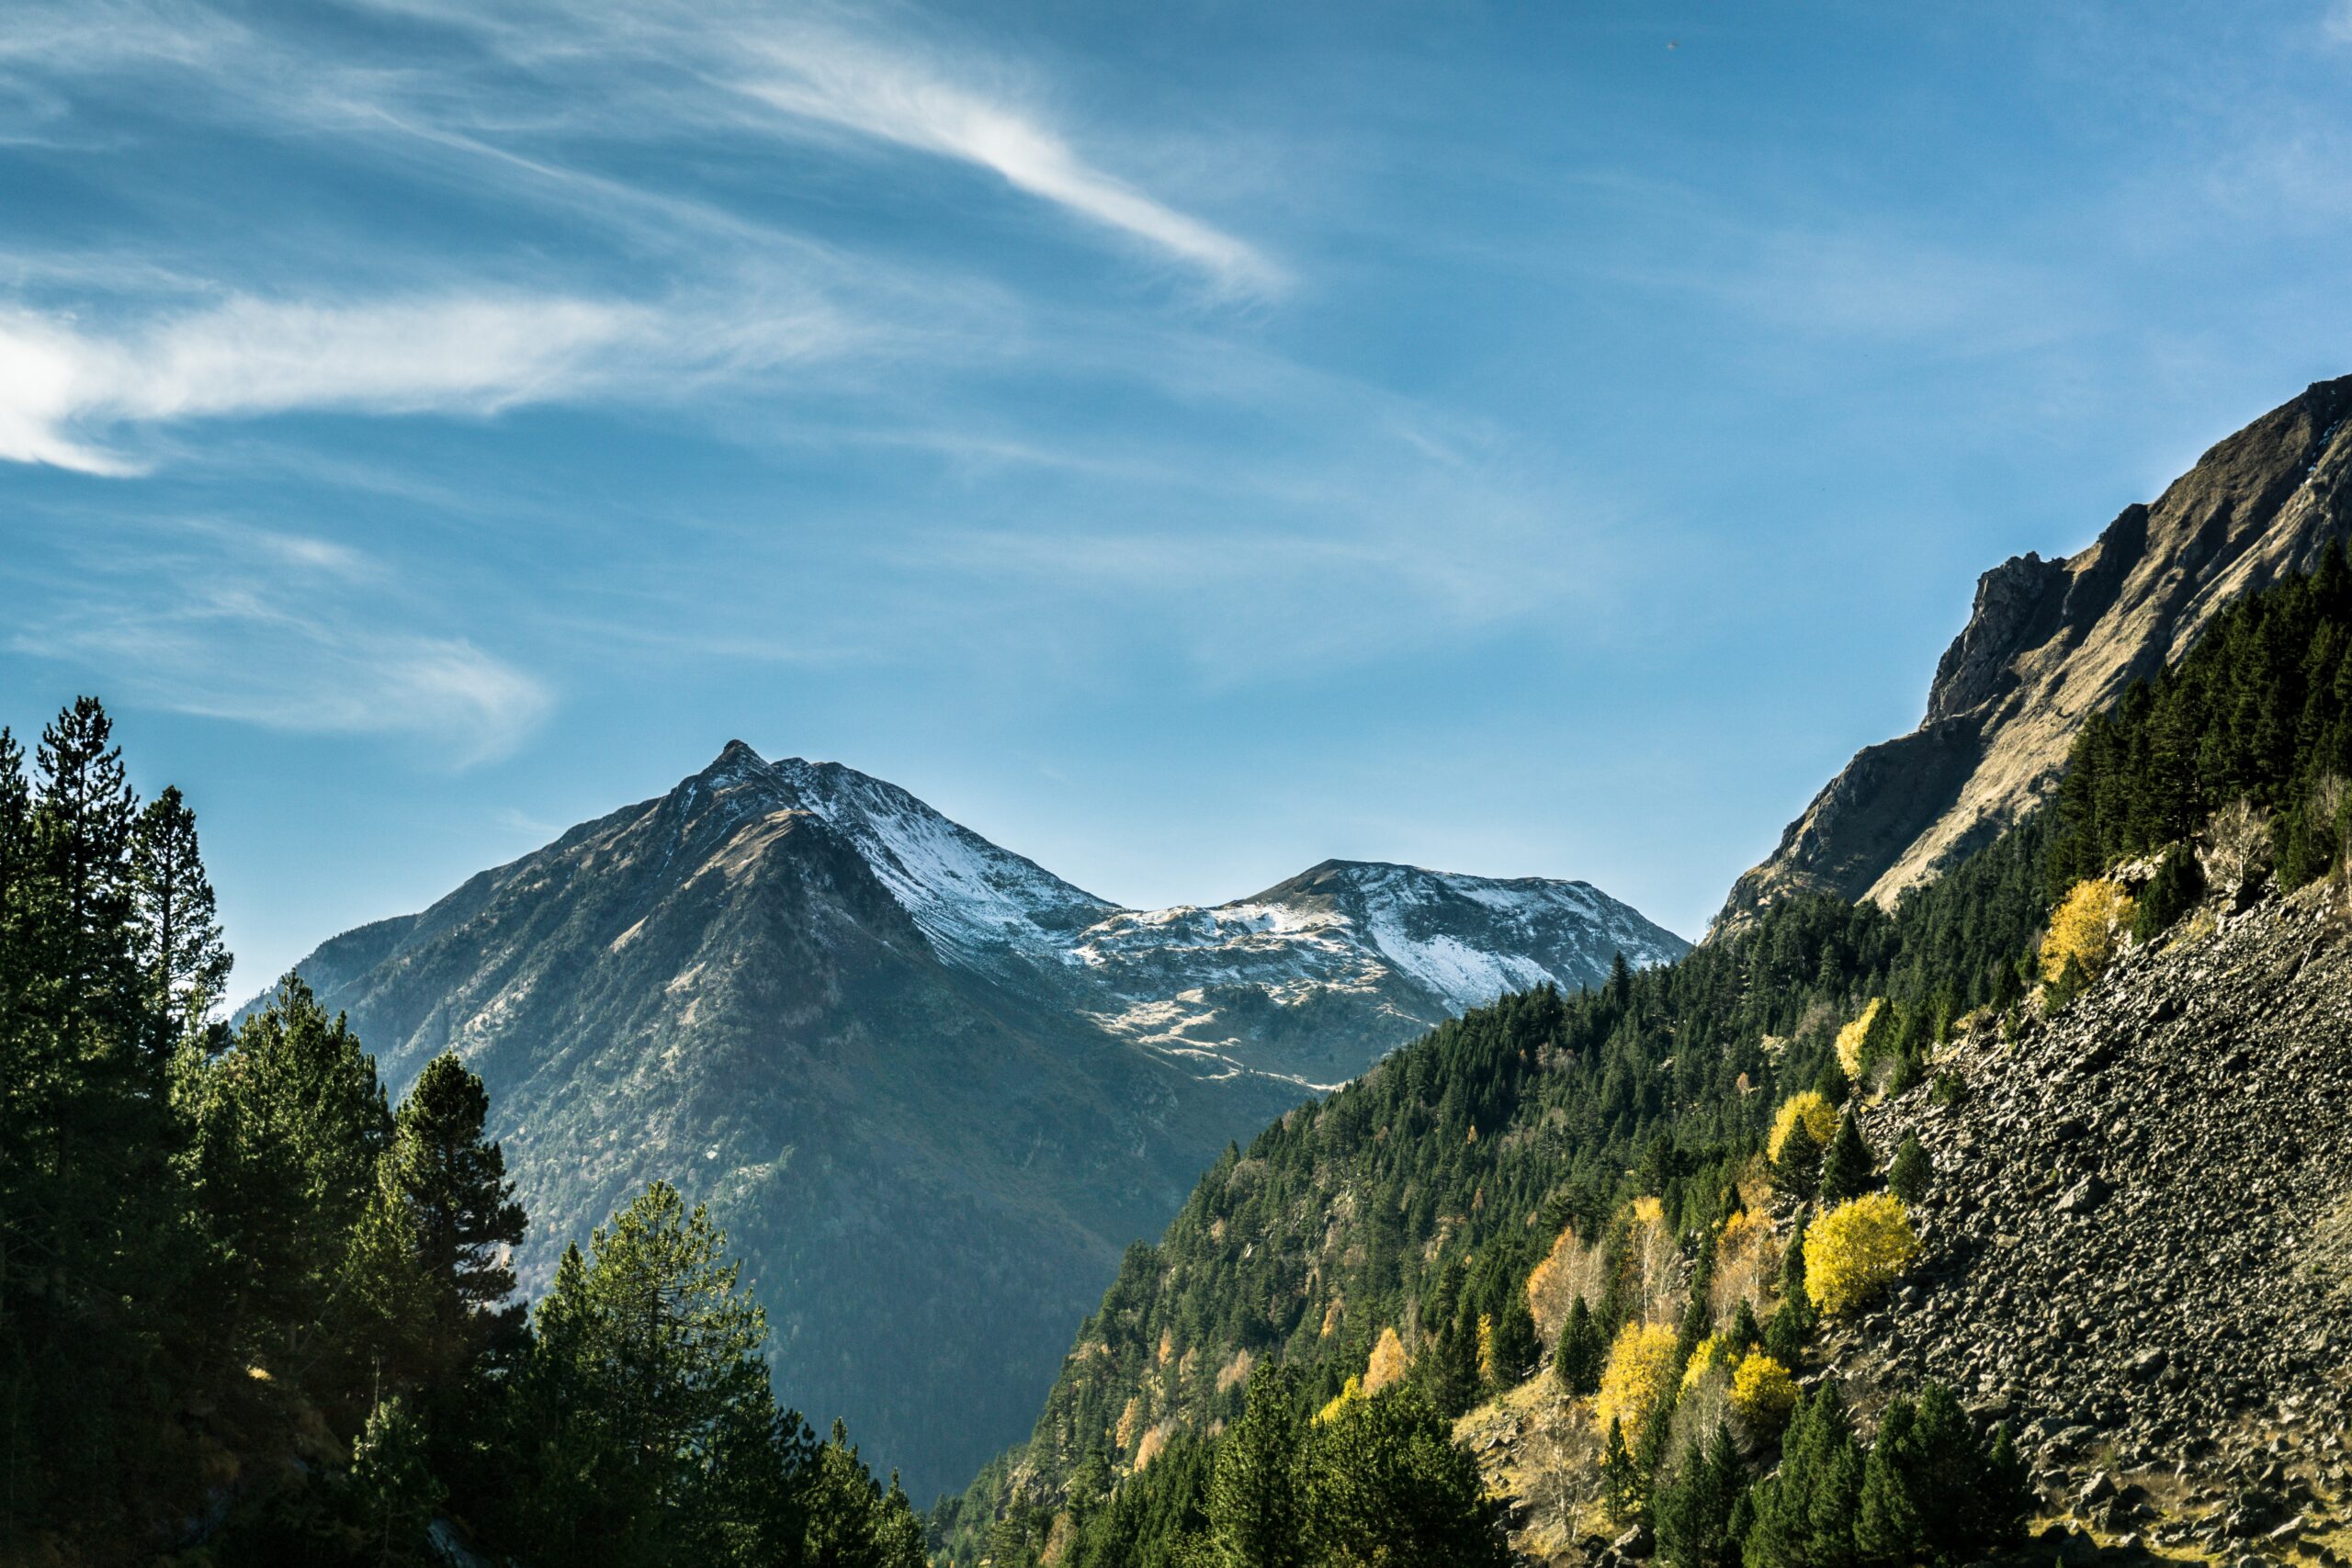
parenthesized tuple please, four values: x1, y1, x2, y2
(7, 1, 2352, 989)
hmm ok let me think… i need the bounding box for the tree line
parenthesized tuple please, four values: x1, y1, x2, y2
(0, 697, 923, 1566)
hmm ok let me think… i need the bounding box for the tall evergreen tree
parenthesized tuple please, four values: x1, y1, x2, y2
(1656, 1422, 1746, 1568)
(1772, 1119, 1823, 1202)
(1208, 1363, 1304, 1568)
(381, 1052, 527, 1386)
(1299, 1389, 1506, 1568)
(129, 784, 232, 1052)
(503, 1181, 810, 1568)
(1817, 1110, 1876, 1205)
(1555, 1297, 1605, 1396)
(182, 976, 393, 1353)
(1488, 1293, 1540, 1387)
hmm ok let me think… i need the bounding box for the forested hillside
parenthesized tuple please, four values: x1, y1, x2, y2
(941, 543, 2352, 1565)
(0, 699, 925, 1565)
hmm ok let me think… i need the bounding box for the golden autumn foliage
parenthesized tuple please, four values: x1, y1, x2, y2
(1680, 1334, 1739, 1392)
(1803, 1192, 1921, 1314)
(1317, 1375, 1364, 1425)
(2041, 877, 2136, 982)
(1114, 1393, 1145, 1453)
(1525, 1224, 1605, 1341)
(1476, 1312, 1497, 1384)
(1767, 1090, 1838, 1163)
(1834, 998, 1887, 1078)
(1134, 1421, 1172, 1471)
(1595, 1321, 1679, 1442)
(1729, 1353, 1799, 1430)
(1363, 1326, 1408, 1394)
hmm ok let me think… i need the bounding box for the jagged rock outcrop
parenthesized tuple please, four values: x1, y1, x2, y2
(1841, 881, 2352, 1552)
(1716, 376, 2352, 935)
(277, 744, 1682, 1500)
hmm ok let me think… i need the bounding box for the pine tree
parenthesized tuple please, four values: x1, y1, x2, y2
(1555, 1297, 1605, 1396)
(1772, 1119, 1823, 1201)
(351, 1394, 445, 1565)
(129, 785, 231, 1053)
(1853, 1394, 1924, 1562)
(182, 976, 392, 1339)
(1654, 1422, 1745, 1568)
(382, 1052, 527, 1386)
(1601, 1416, 1636, 1526)
(1299, 1388, 1506, 1568)
(1208, 1362, 1304, 1568)
(505, 1183, 810, 1568)
(1489, 1294, 1540, 1387)
(1727, 1298, 1762, 1353)
(1817, 1110, 1876, 1205)
(1762, 1296, 1810, 1369)
(1886, 1134, 1930, 1205)
(1740, 1384, 1861, 1568)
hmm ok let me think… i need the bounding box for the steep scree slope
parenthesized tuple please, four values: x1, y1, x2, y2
(1845, 881, 2352, 1552)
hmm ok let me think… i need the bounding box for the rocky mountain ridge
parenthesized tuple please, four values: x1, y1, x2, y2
(1715, 375, 2352, 936)
(278, 744, 1684, 1502)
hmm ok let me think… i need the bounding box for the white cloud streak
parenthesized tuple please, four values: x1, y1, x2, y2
(0, 289, 854, 473)
(737, 39, 1280, 294)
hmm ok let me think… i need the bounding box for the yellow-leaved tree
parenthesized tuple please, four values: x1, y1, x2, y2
(2041, 877, 2135, 983)
(1833, 998, 1889, 1078)
(1363, 1326, 1408, 1394)
(1317, 1375, 1364, 1425)
(1767, 1090, 1838, 1163)
(1595, 1321, 1679, 1442)
(1729, 1353, 1799, 1432)
(1803, 1192, 1920, 1314)
(1680, 1334, 1739, 1392)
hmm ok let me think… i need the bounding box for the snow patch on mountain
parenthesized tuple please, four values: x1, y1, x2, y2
(684, 746, 1690, 1082)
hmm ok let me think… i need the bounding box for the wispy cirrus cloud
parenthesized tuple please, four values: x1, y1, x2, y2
(736, 38, 1281, 294)
(7, 521, 550, 765)
(0, 288, 857, 474)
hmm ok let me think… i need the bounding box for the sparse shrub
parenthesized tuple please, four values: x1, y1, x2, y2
(2202, 795, 2273, 896)
(1929, 1069, 1965, 1108)
(1596, 1321, 1681, 1444)
(1802, 1193, 1919, 1315)
(1886, 1047, 1925, 1095)
(1728, 1353, 1798, 1438)
(2041, 877, 2135, 984)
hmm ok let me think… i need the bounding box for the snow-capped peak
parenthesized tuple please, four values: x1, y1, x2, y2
(687, 744, 1116, 966)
